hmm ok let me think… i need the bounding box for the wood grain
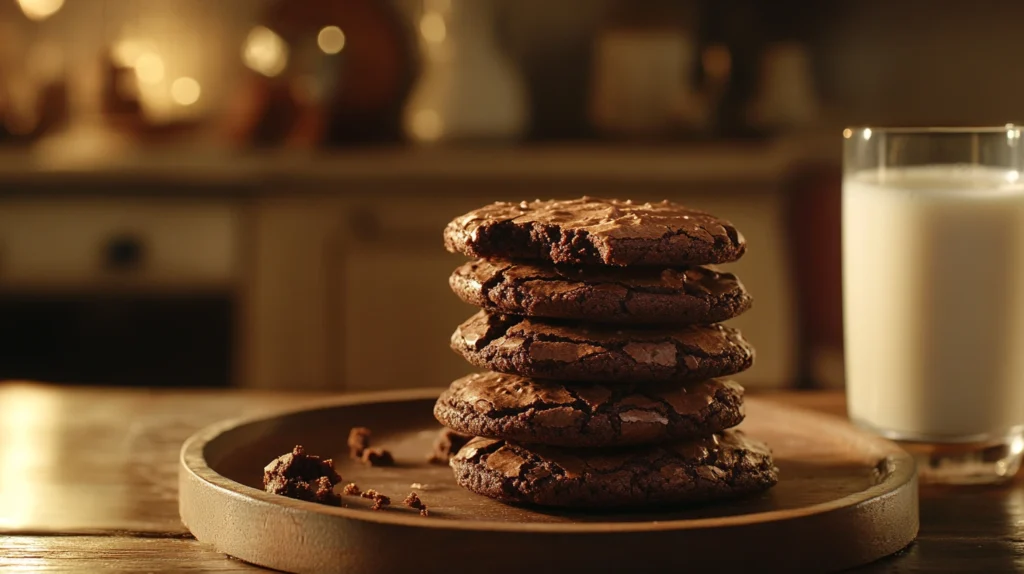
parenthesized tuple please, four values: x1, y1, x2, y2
(0, 536, 262, 572)
(0, 383, 321, 534)
(0, 381, 1021, 572)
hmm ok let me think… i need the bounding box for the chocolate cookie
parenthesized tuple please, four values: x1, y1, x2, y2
(443, 197, 745, 267)
(451, 311, 754, 384)
(450, 430, 777, 508)
(450, 259, 751, 325)
(434, 372, 745, 447)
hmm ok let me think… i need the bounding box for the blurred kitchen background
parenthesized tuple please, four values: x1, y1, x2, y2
(0, 0, 1015, 392)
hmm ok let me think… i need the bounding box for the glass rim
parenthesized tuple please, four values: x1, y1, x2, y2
(844, 125, 1020, 136)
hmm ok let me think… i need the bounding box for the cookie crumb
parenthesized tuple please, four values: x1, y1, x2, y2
(361, 447, 394, 466)
(348, 427, 372, 459)
(361, 488, 390, 503)
(361, 488, 391, 510)
(403, 492, 423, 509)
(410, 483, 425, 489)
(420, 507, 429, 517)
(428, 428, 472, 464)
(262, 445, 342, 506)
(342, 483, 361, 496)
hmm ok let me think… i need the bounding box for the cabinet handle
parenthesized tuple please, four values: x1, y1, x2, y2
(104, 233, 146, 272)
(347, 207, 381, 242)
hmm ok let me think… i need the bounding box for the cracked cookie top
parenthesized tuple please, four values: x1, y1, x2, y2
(450, 310, 755, 384)
(434, 372, 745, 447)
(443, 197, 746, 267)
(450, 258, 751, 325)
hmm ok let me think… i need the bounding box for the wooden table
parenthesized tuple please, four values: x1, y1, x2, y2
(0, 382, 1020, 573)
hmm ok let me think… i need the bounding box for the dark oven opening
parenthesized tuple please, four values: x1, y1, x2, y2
(0, 294, 233, 387)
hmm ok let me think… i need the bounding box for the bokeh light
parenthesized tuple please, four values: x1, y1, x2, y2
(170, 77, 201, 106)
(134, 52, 165, 85)
(16, 0, 64, 21)
(410, 109, 443, 142)
(317, 26, 346, 55)
(243, 26, 288, 77)
(419, 13, 446, 44)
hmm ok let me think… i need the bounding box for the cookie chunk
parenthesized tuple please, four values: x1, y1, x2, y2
(263, 445, 342, 505)
(434, 372, 744, 448)
(428, 428, 473, 465)
(348, 427, 372, 459)
(451, 311, 754, 384)
(450, 259, 751, 325)
(450, 430, 777, 508)
(361, 447, 394, 467)
(443, 197, 745, 267)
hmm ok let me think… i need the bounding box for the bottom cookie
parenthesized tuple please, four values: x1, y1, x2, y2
(450, 430, 777, 509)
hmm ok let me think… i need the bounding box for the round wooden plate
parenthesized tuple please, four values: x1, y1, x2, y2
(179, 389, 918, 573)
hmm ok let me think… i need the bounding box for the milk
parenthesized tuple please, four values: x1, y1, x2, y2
(843, 165, 1024, 440)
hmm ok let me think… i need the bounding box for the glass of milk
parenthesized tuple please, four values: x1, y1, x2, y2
(844, 126, 1024, 484)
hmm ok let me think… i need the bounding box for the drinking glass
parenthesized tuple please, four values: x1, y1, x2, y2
(843, 126, 1024, 484)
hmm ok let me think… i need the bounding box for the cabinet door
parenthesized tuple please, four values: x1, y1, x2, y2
(332, 201, 479, 391)
(244, 198, 343, 389)
(660, 189, 796, 390)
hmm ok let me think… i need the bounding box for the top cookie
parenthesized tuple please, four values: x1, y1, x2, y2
(443, 197, 746, 267)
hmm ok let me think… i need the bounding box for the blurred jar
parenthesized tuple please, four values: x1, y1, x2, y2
(228, 0, 418, 147)
(403, 0, 529, 145)
(588, 0, 700, 139)
(746, 42, 819, 132)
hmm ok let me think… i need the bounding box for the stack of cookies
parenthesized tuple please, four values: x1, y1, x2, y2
(435, 197, 778, 509)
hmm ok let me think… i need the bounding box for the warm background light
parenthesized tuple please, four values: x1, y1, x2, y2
(243, 26, 288, 77)
(134, 52, 165, 85)
(410, 109, 443, 142)
(16, 0, 64, 21)
(27, 42, 63, 82)
(0, 386, 61, 529)
(419, 12, 446, 44)
(317, 26, 346, 55)
(170, 77, 201, 106)
(113, 39, 149, 68)
(424, 0, 450, 12)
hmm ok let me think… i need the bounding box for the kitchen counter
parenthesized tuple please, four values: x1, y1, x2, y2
(0, 382, 1019, 572)
(0, 136, 839, 194)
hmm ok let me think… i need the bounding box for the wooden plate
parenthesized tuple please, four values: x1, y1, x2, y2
(179, 389, 918, 573)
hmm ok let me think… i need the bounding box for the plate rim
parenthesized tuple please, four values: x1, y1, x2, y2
(179, 388, 917, 534)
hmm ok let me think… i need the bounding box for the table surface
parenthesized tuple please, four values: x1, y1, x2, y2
(1, 383, 1021, 573)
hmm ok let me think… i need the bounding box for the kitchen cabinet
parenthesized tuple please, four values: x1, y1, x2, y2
(0, 143, 823, 390)
(242, 193, 532, 391)
(242, 185, 796, 392)
(0, 198, 240, 292)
